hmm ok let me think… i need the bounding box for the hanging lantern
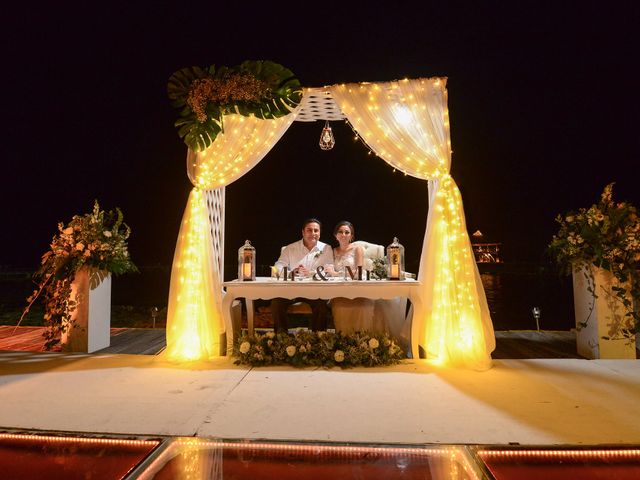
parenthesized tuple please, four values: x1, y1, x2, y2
(386, 237, 405, 281)
(238, 240, 256, 281)
(319, 120, 335, 150)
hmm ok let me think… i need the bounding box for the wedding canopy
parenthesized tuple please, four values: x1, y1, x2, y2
(164, 77, 496, 370)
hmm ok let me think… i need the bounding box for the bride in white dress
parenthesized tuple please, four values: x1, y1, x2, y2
(328, 221, 381, 334)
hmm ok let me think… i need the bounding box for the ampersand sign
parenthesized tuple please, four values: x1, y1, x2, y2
(313, 266, 329, 281)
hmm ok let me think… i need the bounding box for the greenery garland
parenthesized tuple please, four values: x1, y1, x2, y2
(167, 60, 302, 151)
(234, 330, 406, 368)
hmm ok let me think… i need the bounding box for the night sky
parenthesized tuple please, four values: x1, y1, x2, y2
(2, 2, 639, 279)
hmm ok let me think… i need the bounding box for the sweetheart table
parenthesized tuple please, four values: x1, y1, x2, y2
(221, 277, 422, 358)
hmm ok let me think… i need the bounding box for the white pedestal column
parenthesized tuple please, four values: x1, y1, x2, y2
(572, 265, 636, 359)
(61, 268, 111, 353)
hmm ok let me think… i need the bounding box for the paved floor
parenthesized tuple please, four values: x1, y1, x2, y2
(1, 351, 639, 446)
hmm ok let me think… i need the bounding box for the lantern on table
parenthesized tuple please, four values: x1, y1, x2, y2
(386, 237, 405, 280)
(238, 240, 256, 281)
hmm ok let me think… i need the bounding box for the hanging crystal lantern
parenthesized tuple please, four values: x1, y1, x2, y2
(319, 120, 335, 150)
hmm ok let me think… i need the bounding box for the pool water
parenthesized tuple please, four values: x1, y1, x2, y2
(2, 432, 640, 480)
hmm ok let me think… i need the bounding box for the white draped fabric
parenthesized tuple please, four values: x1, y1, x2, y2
(165, 113, 297, 361)
(330, 79, 495, 370)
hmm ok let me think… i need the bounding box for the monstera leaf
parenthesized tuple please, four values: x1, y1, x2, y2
(235, 60, 302, 118)
(167, 66, 211, 108)
(168, 60, 302, 151)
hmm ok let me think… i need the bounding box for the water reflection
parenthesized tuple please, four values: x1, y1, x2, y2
(142, 439, 482, 480)
(477, 447, 640, 480)
(0, 433, 159, 480)
(480, 269, 574, 331)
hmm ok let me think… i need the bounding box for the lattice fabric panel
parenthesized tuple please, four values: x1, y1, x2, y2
(205, 187, 225, 278)
(295, 88, 346, 122)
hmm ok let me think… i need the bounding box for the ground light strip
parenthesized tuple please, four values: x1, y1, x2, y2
(0, 432, 158, 447)
(478, 449, 640, 459)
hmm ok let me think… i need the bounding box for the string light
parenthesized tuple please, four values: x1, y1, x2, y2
(168, 113, 295, 361)
(479, 449, 640, 460)
(170, 78, 491, 368)
(0, 432, 158, 447)
(334, 78, 492, 367)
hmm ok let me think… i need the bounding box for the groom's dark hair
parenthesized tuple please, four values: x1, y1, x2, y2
(302, 218, 322, 229)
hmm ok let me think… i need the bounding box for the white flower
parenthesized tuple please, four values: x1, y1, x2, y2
(75, 242, 85, 251)
(334, 350, 344, 362)
(103, 231, 112, 237)
(63, 227, 74, 235)
(299, 345, 306, 353)
(286, 345, 296, 357)
(368, 338, 379, 349)
(267, 340, 273, 347)
(239, 341, 250, 354)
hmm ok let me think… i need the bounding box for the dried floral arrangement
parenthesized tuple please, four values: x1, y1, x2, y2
(168, 60, 302, 151)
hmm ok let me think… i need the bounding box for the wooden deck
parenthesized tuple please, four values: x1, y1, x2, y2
(3, 326, 625, 359)
(0, 326, 164, 355)
(492, 330, 583, 359)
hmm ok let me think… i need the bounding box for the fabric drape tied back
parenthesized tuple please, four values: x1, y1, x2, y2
(330, 78, 495, 370)
(165, 113, 297, 361)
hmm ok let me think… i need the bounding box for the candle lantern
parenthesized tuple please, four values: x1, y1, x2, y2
(238, 240, 256, 281)
(386, 237, 405, 280)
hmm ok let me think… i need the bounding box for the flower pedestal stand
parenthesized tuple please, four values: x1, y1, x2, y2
(572, 265, 637, 359)
(61, 268, 111, 353)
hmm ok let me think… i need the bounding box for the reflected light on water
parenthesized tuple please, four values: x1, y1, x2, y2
(480, 270, 573, 330)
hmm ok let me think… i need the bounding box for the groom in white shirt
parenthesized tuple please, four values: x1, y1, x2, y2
(271, 218, 334, 333)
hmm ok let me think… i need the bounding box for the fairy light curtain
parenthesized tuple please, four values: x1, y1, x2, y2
(165, 113, 297, 361)
(330, 78, 495, 370)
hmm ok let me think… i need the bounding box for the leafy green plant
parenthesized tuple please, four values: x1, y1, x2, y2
(548, 183, 640, 337)
(234, 330, 405, 368)
(21, 201, 138, 349)
(168, 60, 302, 151)
(371, 257, 387, 280)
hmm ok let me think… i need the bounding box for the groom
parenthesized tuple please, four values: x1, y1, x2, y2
(271, 218, 334, 333)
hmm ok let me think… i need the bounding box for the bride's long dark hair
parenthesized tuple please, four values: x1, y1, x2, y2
(333, 221, 355, 244)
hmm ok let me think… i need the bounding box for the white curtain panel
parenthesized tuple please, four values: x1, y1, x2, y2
(165, 113, 297, 361)
(331, 79, 495, 370)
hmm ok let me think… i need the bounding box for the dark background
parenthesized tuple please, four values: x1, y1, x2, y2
(2, 2, 639, 281)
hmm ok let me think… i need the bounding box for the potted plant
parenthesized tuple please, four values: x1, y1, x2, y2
(548, 183, 640, 358)
(21, 201, 137, 351)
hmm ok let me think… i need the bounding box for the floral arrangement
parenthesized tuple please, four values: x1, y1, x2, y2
(234, 330, 405, 368)
(548, 183, 640, 336)
(21, 201, 138, 349)
(167, 60, 302, 151)
(371, 257, 387, 280)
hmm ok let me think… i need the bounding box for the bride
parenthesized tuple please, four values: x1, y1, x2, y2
(328, 221, 380, 334)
